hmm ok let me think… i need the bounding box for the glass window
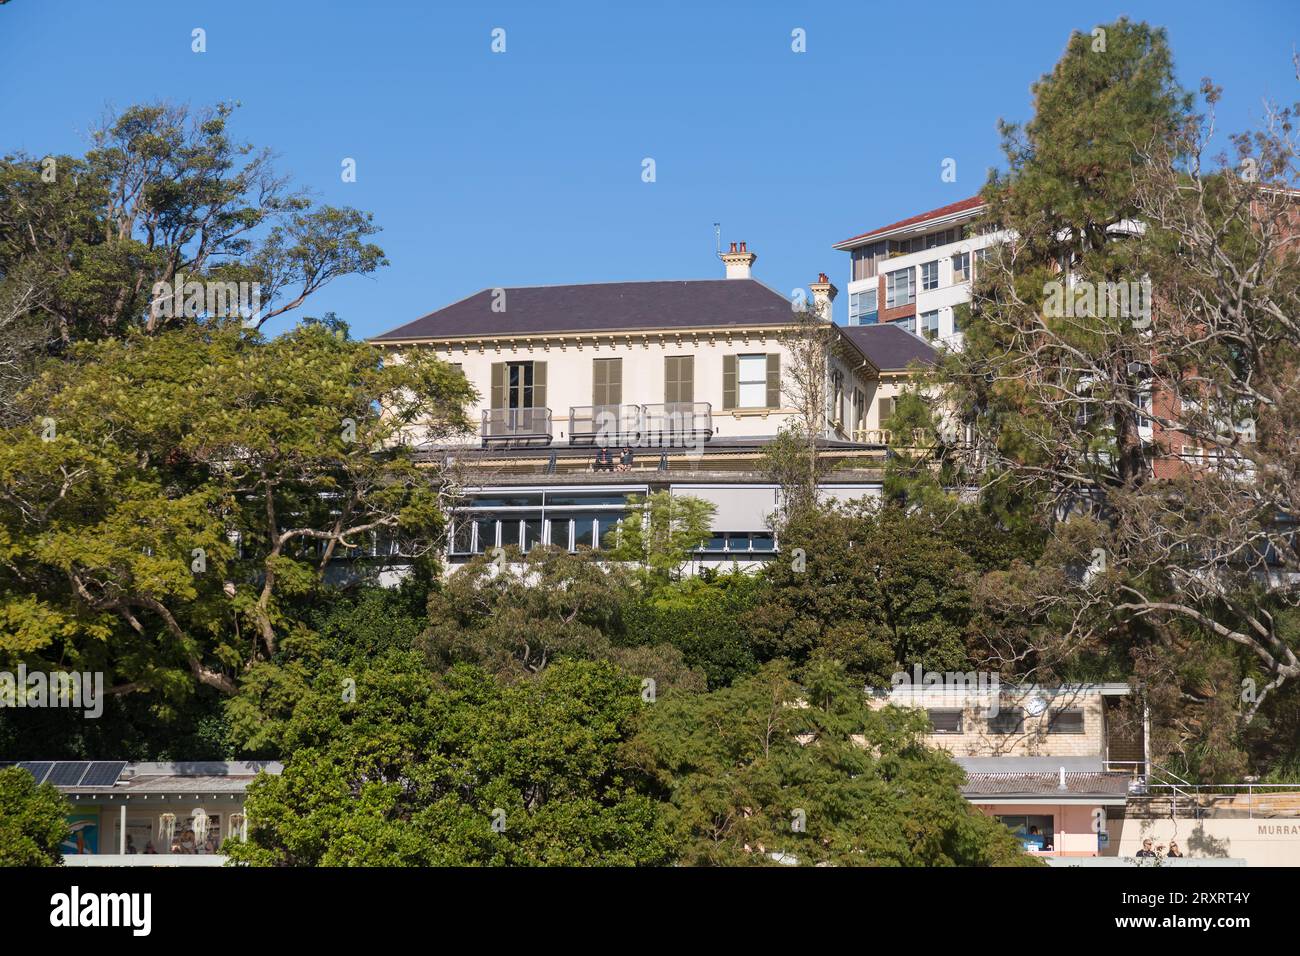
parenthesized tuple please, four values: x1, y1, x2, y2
(471, 517, 494, 553)
(737, 354, 767, 408)
(574, 518, 596, 550)
(726, 533, 751, 552)
(927, 709, 963, 734)
(849, 290, 878, 325)
(1047, 709, 1085, 734)
(885, 269, 915, 309)
(702, 534, 727, 552)
(951, 251, 971, 282)
(466, 494, 543, 509)
(522, 519, 543, 552)
(897, 316, 917, 335)
(595, 514, 623, 549)
(451, 520, 474, 554)
(500, 519, 522, 549)
(988, 707, 1024, 734)
(750, 532, 775, 552)
(921, 260, 939, 291)
(920, 310, 940, 341)
(996, 815, 1055, 852)
(544, 493, 630, 507)
(546, 517, 573, 551)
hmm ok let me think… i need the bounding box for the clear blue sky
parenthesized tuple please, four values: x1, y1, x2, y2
(2, 0, 1296, 336)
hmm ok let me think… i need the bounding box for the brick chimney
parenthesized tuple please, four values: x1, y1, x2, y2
(720, 240, 757, 279)
(809, 271, 838, 321)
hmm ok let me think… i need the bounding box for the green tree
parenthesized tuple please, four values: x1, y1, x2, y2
(624, 570, 765, 689)
(745, 504, 975, 682)
(418, 547, 704, 694)
(227, 656, 677, 866)
(628, 660, 1037, 866)
(608, 490, 715, 583)
(0, 101, 385, 349)
(0, 766, 69, 866)
(0, 320, 474, 707)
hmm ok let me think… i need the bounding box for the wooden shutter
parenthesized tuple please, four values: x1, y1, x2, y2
(880, 396, 895, 425)
(722, 355, 737, 410)
(765, 354, 780, 408)
(593, 358, 621, 406)
(532, 361, 547, 409)
(490, 362, 505, 410)
(665, 356, 694, 404)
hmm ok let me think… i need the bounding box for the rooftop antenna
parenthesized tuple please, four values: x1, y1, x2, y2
(713, 222, 722, 258)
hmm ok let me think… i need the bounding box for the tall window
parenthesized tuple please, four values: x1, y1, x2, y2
(849, 290, 878, 325)
(724, 354, 778, 409)
(920, 310, 940, 341)
(951, 251, 971, 283)
(592, 357, 622, 407)
(921, 260, 939, 291)
(885, 268, 915, 308)
(737, 354, 768, 407)
(491, 361, 547, 410)
(897, 315, 917, 335)
(664, 355, 694, 404)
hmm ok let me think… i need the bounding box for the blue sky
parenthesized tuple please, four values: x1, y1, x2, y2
(2, 0, 1296, 336)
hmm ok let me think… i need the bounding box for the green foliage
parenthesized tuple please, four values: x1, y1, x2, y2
(628, 660, 1038, 866)
(745, 504, 976, 683)
(419, 547, 705, 694)
(0, 320, 474, 707)
(0, 101, 386, 347)
(0, 766, 70, 866)
(227, 656, 677, 866)
(624, 571, 765, 688)
(609, 491, 715, 583)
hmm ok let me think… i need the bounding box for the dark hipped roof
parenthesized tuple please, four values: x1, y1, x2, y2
(834, 196, 984, 249)
(839, 323, 937, 371)
(372, 279, 796, 341)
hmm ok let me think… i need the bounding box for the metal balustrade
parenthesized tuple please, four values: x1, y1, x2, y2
(481, 407, 553, 446)
(567, 402, 712, 447)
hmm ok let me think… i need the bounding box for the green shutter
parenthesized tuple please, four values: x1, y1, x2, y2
(679, 356, 693, 403)
(765, 354, 780, 408)
(490, 362, 505, 410)
(532, 361, 547, 409)
(722, 355, 737, 410)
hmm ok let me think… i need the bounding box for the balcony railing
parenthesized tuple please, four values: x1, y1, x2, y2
(481, 407, 553, 446)
(567, 402, 712, 447)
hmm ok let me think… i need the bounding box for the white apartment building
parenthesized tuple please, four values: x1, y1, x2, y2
(833, 196, 1002, 350)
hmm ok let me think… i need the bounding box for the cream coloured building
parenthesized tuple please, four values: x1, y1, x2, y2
(369, 244, 937, 569)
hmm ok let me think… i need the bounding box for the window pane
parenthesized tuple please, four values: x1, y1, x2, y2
(574, 519, 595, 549)
(595, 514, 623, 549)
(523, 519, 543, 552)
(750, 533, 775, 552)
(500, 519, 522, 548)
(546, 517, 572, 551)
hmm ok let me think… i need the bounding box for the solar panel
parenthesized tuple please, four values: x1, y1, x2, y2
(46, 761, 90, 786)
(79, 761, 126, 787)
(16, 761, 52, 784)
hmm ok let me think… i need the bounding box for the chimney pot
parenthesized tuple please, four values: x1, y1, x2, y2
(818, 272, 828, 283)
(740, 241, 747, 252)
(729, 241, 737, 253)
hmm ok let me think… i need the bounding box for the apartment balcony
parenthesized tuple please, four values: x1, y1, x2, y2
(481, 407, 553, 447)
(567, 402, 713, 447)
